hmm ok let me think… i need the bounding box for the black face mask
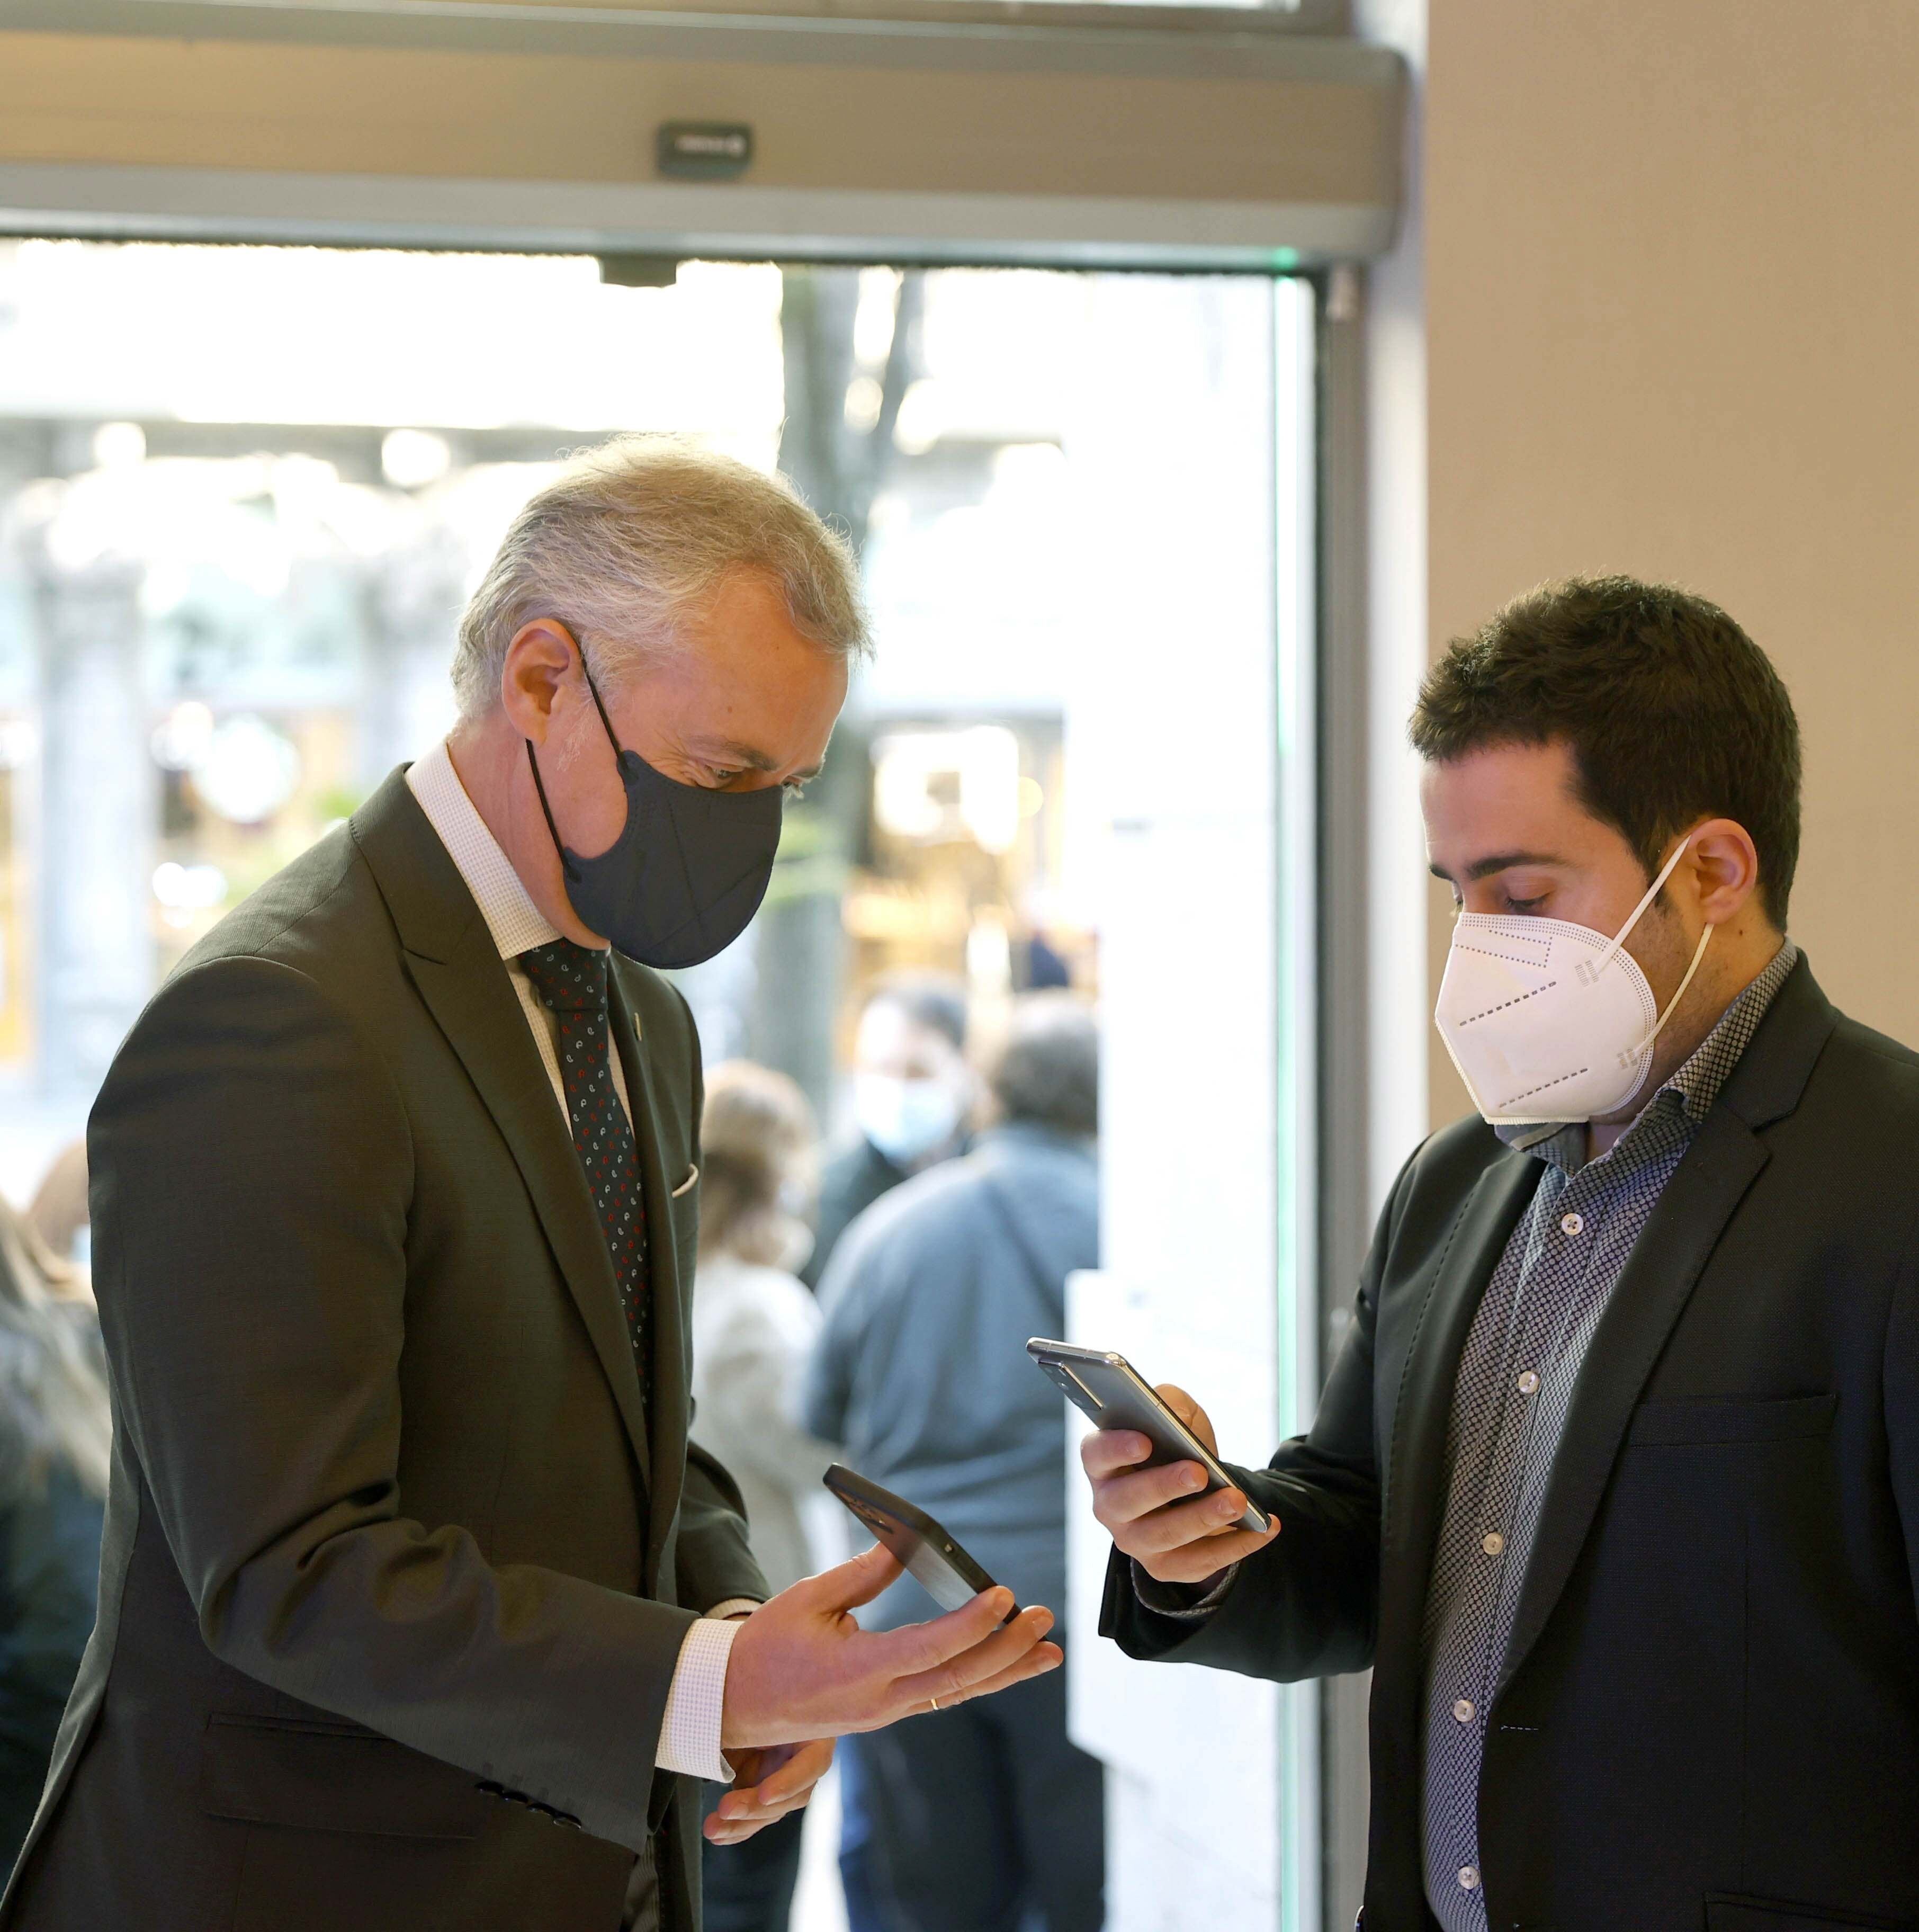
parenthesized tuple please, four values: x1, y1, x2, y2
(526, 665, 784, 970)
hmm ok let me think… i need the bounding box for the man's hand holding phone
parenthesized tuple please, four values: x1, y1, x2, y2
(1081, 1383, 1281, 1586)
(721, 1542, 1060, 1751)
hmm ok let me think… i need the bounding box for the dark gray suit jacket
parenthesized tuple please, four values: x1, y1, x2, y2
(0, 769, 767, 1932)
(1105, 959, 1919, 1932)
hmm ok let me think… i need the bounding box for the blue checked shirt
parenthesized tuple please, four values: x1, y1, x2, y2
(1420, 940, 1799, 1928)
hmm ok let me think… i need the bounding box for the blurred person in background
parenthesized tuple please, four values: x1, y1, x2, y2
(805, 994, 1104, 1932)
(24, 1148, 87, 1274)
(800, 975, 972, 1295)
(0, 1202, 109, 1880)
(692, 1061, 841, 1932)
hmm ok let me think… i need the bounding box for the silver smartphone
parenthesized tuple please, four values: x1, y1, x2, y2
(1027, 1337, 1270, 1534)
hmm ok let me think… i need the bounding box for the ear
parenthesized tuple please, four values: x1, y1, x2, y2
(1684, 817, 1762, 928)
(500, 620, 580, 745)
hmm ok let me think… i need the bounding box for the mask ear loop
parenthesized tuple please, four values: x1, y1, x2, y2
(1592, 834, 1698, 976)
(524, 741, 582, 884)
(1635, 919, 1714, 1057)
(1598, 833, 1717, 1065)
(523, 631, 620, 884)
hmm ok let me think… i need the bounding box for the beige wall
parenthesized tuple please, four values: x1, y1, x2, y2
(1422, 1, 1919, 1126)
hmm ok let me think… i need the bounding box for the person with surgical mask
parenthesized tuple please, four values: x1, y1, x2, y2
(1078, 576, 1919, 1932)
(800, 975, 973, 1294)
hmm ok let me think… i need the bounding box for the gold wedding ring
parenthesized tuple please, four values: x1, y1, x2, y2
(928, 1695, 939, 1712)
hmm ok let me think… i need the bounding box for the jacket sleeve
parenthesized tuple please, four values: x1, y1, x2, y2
(88, 955, 696, 1851)
(673, 1444, 772, 1612)
(1098, 1156, 1411, 1682)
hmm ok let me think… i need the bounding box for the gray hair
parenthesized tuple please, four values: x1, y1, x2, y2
(989, 992, 1099, 1137)
(452, 435, 869, 719)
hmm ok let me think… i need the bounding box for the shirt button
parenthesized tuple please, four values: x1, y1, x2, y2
(1482, 1532, 1505, 1557)
(1559, 1211, 1584, 1237)
(1458, 1866, 1481, 1892)
(1452, 1698, 1476, 1724)
(1517, 1371, 1540, 1395)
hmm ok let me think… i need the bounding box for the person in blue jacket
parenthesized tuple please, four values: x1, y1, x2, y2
(806, 993, 1104, 1932)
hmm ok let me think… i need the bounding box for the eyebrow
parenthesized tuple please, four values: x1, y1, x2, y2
(710, 739, 824, 784)
(1429, 849, 1567, 883)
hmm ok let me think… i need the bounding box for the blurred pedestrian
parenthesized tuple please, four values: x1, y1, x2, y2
(692, 1062, 841, 1932)
(805, 994, 1104, 1932)
(23, 1149, 87, 1276)
(0, 1202, 109, 1880)
(800, 971, 972, 1930)
(801, 975, 971, 1295)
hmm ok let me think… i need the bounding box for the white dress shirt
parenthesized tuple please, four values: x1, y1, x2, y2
(407, 739, 751, 1785)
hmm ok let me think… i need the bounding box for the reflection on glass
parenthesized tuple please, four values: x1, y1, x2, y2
(0, 238, 1297, 1211)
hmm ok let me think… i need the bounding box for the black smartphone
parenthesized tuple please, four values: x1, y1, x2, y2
(822, 1465, 1018, 1621)
(1026, 1337, 1271, 1534)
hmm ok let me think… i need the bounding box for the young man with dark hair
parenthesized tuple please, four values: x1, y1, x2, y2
(1083, 576, 1919, 1931)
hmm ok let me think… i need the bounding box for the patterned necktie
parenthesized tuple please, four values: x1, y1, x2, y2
(517, 938, 650, 1383)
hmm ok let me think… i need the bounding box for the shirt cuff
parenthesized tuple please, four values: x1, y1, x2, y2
(656, 1614, 748, 1783)
(707, 1598, 761, 1620)
(1132, 1558, 1240, 1621)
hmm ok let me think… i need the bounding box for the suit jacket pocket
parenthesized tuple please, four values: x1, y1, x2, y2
(1707, 1894, 1917, 1930)
(1628, 1393, 1837, 1447)
(200, 1713, 491, 1840)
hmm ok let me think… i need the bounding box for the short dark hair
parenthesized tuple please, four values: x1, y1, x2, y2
(990, 994, 1098, 1137)
(865, 972, 967, 1052)
(1410, 576, 1801, 926)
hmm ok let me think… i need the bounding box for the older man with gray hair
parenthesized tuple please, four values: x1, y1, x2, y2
(0, 439, 1061, 1932)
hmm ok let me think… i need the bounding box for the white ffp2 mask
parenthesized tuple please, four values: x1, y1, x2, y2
(1433, 838, 1714, 1125)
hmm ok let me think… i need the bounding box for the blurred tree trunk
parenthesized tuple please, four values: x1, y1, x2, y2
(745, 266, 922, 1128)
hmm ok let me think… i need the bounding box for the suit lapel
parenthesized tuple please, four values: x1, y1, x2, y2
(1495, 954, 1836, 1694)
(351, 772, 652, 1490)
(607, 975, 689, 1576)
(1375, 1150, 1539, 1690)
(1495, 1107, 1767, 1694)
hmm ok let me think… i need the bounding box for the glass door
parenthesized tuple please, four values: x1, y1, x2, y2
(0, 236, 1318, 1927)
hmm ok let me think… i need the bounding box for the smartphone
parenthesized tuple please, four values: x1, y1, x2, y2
(1026, 1337, 1271, 1534)
(822, 1465, 1018, 1621)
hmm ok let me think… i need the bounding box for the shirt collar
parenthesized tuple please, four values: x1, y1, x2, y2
(1496, 936, 1800, 1167)
(405, 739, 560, 962)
